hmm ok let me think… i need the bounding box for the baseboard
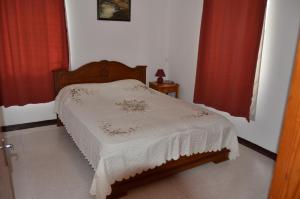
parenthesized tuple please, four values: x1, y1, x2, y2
(1, 119, 57, 132)
(238, 137, 277, 161)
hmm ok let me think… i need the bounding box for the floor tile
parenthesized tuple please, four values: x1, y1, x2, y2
(6, 126, 274, 199)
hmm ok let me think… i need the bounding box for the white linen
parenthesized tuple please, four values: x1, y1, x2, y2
(55, 79, 239, 199)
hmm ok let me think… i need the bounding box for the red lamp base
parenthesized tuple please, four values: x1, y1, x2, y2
(157, 77, 163, 84)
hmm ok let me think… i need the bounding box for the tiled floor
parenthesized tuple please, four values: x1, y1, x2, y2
(5, 125, 274, 199)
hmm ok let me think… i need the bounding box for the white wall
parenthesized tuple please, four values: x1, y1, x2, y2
(0, 103, 55, 126)
(2, 0, 299, 154)
(0, 108, 4, 126)
(168, 0, 300, 153)
(66, 0, 170, 80)
(168, 0, 203, 103)
(1, 0, 171, 126)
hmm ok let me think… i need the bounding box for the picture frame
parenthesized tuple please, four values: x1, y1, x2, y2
(97, 0, 131, 21)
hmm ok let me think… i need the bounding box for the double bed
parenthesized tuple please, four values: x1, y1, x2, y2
(53, 60, 239, 199)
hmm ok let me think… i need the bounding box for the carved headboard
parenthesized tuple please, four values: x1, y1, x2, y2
(53, 60, 147, 95)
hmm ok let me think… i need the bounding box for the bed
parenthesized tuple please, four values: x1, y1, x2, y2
(53, 60, 239, 199)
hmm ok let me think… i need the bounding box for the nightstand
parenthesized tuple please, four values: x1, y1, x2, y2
(149, 81, 179, 98)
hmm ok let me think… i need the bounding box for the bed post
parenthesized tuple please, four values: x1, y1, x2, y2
(53, 69, 68, 96)
(53, 69, 67, 126)
(136, 65, 147, 84)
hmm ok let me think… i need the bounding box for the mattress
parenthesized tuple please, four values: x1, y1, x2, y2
(54, 79, 239, 199)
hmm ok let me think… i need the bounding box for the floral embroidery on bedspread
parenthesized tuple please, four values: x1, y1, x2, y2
(182, 110, 210, 119)
(192, 111, 209, 118)
(115, 99, 148, 112)
(70, 88, 94, 104)
(100, 121, 138, 135)
(132, 84, 156, 94)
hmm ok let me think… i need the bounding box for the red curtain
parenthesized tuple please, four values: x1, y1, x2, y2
(0, 0, 69, 107)
(194, 0, 267, 120)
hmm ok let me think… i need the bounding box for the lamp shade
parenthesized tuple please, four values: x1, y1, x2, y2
(155, 69, 166, 77)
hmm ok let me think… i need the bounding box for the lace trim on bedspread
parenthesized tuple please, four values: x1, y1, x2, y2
(60, 117, 97, 170)
(90, 130, 239, 199)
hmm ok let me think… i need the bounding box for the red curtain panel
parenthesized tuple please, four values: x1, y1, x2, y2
(193, 0, 267, 120)
(0, 0, 69, 107)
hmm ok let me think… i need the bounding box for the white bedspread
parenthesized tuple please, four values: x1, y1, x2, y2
(55, 79, 239, 199)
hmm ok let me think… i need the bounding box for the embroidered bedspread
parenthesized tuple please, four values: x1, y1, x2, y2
(54, 79, 239, 199)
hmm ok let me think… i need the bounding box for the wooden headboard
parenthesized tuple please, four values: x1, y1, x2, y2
(53, 60, 147, 95)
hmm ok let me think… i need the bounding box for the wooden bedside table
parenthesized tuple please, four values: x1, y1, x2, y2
(149, 81, 179, 98)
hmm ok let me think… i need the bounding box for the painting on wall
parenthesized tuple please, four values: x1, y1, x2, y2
(97, 0, 131, 21)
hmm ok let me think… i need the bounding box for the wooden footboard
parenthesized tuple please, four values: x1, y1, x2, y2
(107, 149, 230, 199)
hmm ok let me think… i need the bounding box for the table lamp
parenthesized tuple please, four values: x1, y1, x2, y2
(155, 69, 166, 84)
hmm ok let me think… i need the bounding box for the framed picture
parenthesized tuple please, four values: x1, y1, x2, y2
(97, 0, 131, 21)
